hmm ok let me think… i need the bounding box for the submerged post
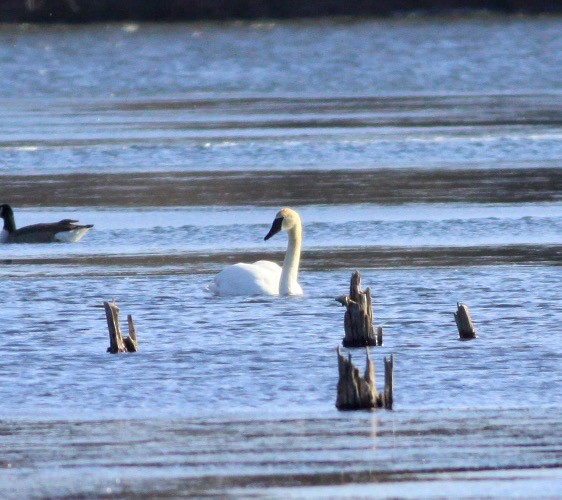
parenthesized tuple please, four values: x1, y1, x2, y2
(104, 300, 138, 353)
(454, 302, 478, 339)
(336, 346, 393, 410)
(337, 271, 380, 347)
(383, 354, 393, 410)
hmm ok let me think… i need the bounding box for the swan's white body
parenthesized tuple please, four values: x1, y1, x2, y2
(212, 261, 283, 296)
(210, 208, 303, 296)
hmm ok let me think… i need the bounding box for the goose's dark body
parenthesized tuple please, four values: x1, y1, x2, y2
(0, 204, 93, 244)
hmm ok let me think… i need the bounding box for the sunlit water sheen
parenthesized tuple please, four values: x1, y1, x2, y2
(0, 16, 561, 499)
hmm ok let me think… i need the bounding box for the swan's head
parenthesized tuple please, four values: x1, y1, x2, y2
(264, 208, 300, 240)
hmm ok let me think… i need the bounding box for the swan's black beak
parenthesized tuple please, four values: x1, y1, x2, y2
(264, 217, 283, 240)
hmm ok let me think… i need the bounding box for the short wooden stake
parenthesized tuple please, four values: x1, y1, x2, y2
(104, 301, 138, 353)
(454, 302, 478, 339)
(383, 354, 393, 410)
(336, 346, 393, 410)
(337, 271, 380, 347)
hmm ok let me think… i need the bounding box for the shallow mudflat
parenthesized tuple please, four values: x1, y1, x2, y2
(2, 166, 562, 207)
(2, 409, 561, 498)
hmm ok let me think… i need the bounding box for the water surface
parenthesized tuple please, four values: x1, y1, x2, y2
(1, 16, 561, 499)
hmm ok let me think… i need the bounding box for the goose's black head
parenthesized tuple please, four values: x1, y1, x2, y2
(0, 204, 16, 233)
(0, 204, 13, 220)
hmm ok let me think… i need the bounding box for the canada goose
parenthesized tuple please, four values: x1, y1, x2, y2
(210, 208, 303, 296)
(0, 204, 93, 243)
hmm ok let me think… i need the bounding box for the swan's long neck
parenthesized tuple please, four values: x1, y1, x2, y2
(279, 221, 302, 295)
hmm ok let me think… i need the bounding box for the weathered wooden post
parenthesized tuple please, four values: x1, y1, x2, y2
(454, 302, 477, 339)
(336, 346, 377, 409)
(383, 354, 394, 410)
(104, 300, 138, 353)
(336, 346, 393, 410)
(336, 271, 381, 347)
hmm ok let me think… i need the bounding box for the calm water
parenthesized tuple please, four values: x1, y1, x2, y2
(1, 16, 561, 499)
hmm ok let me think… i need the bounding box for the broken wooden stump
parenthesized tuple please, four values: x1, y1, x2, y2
(383, 353, 393, 410)
(454, 302, 478, 339)
(104, 300, 138, 353)
(336, 346, 393, 410)
(336, 271, 381, 347)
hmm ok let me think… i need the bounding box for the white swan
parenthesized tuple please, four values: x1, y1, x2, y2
(210, 208, 303, 296)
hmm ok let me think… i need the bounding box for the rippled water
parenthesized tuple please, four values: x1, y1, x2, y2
(0, 16, 561, 499)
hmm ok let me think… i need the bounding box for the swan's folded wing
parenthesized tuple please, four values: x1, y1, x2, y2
(211, 262, 281, 296)
(252, 260, 282, 273)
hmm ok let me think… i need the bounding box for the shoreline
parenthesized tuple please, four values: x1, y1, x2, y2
(1, 168, 561, 207)
(1, 1, 561, 23)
